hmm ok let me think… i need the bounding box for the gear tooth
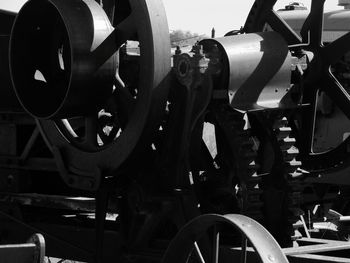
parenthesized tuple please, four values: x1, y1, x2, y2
(283, 147, 299, 161)
(275, 127, 292, 140)
(248, 162, 260, 171)
(279, 137, 296, 150)
(273, 117, 288, 129)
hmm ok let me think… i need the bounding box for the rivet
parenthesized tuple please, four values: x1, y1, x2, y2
(268, 255, 275, 262)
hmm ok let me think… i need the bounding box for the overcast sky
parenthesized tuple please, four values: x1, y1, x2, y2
(0, 0, 342, 36)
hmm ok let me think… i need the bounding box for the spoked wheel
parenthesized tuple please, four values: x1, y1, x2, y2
(10, 0, 171, 190)
(162, 214, 288, 263)
(243, 0, 350, 173)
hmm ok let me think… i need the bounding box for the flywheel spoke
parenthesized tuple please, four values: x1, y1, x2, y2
(322, 31, 350, 65)
(266, 10, 302, 45)
(91, 14, 136, 72)
(322, 72, 350, 120)
(300, 0, 325, 46)
(114, 14, 137, 45)
(211, 225, 219, 263)
(100, 0, 116, 21)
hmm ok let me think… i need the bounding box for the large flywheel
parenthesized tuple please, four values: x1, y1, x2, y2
(9, 0, 171, 190)
(243, 0, 350, 174)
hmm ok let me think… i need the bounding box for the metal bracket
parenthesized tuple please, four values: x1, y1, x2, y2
(0, 233, 45, 263)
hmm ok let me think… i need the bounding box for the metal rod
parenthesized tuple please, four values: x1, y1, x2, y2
(211, 225, 219, 263)
(194, 242, 206, 263)
(240, 237, 247, 263)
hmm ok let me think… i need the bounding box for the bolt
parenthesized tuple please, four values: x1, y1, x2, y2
(267, 255, 275, 262)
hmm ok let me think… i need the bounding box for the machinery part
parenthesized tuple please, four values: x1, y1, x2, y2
(251, 113, 302, 246)
(273, 116, 303, 242)
(27, 234, 46, 263)
(10, 0, 116, 119)
(200, 101, 300, 246)
(161, 213, 288, 263)
(0, 233, 45, 263)
(194, 103, 263, 219)
(0, 9, 20, 111)
(213, 106, 263, 219)
(10, 0, 171, 190)
(200, 32, 292, 111)
(244, 0, 350, 173)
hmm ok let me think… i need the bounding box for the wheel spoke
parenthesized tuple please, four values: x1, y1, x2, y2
(91, 14, 136, 72)
(61, 119, 79, 138)
(101, 0, 116, 22)
(322, 72, 350, 120)
(194, 242, 206, 263)
(84, 114, 98, 148)
(240, 237, 248, 263)
(322, 32, 350, 65)
(266, 10, 302, 45)
(299, 84, 318, 155)
(243, 0, 277, 32)
(300, 0, 325, 46)
(211, 225, 219, 263)
(114, 0, 132, 25)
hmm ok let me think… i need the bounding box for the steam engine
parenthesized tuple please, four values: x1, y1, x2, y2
(1, 0, 350, 262)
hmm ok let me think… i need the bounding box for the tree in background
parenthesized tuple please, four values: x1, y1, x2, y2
(170, 29, 205, 47)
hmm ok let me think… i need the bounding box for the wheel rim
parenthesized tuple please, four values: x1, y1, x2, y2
(162, 213, 288, 263)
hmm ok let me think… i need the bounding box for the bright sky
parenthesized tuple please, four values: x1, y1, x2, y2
(0, 0, 343, 36)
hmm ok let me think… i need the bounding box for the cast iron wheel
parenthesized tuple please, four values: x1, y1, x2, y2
(243, 0, 350, 173)
(10, 0, 171, 189)
(162, 214, 288, 263)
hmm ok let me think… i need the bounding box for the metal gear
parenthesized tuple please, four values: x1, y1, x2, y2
(242, 0, 350, 240)
(243, 0, 350, 175)
(248, 112, 303, 246)
(272, 116, 304, 243)
(198, 104, 264, 221)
